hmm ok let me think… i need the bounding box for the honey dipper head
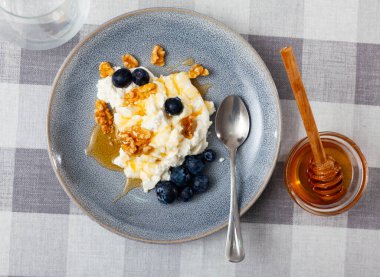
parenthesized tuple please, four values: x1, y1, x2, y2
(307, 155, 346, 203)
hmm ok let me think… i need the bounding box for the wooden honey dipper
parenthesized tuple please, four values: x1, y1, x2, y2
(280, 47, 345, 202)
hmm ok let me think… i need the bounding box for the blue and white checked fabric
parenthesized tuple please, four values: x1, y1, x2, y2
(0, 0, 380, 276)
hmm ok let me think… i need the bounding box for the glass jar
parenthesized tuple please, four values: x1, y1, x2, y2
(284, 132, 368, 215)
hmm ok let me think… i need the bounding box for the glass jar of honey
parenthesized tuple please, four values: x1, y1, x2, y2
(284, 132, 368, 215)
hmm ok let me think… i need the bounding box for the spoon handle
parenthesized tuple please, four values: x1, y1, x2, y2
(225, 148, 245, 262)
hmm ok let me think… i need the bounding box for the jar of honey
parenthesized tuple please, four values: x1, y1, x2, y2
(284, 132, 368, 215)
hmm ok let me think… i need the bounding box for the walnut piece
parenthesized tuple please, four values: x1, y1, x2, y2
(151, 45, 166, 66)
(188, 64, 209, 79)
(94, 99, 114, 134)
(99, 62, 114, 78)
(118, 125, 153, 156)
(124, 83, 157, 106)
(122, 54, 139, 69)
(180, 113, 198, 139)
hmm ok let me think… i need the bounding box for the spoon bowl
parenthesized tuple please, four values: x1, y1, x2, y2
(215, 95, 250, 263)
(215, 95, 250, 149)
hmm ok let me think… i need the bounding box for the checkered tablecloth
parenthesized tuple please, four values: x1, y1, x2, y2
(1, 0, 380, 276)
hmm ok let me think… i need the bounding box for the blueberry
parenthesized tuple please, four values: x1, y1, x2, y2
(170, 166, 191, 187)
(179, 186, 193, 202)
(112, 68, 132, 88)
(192, 175, 209, 193)
(164, 97, 184, 115)
(195, 153, 204, 160)
(132, 68, 150, 86)
(203, 149, 216, 162)
(185, 155, 205, 175)
(156, 181, 178, 204)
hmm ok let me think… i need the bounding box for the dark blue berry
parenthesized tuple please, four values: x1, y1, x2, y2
(164, 97, 184, 115)
(112, 68, 132, 88)
(185, 155, 205, 175)
(203, 149, 216, 162)
(192, 175, 209, 193)
(132, 68, 150, 86)
(195, 153, 204, 160)
(156, 181, 178, 204)
(179, 186, 193, 202)
(170, 166, 191, 187)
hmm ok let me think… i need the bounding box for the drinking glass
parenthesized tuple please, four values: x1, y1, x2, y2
(0, 0, 90, 50)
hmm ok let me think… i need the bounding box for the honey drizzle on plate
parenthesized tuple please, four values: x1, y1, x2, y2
(182, 58, 195, 66)
(165, 58, 212, 95)
(113, 178, 142, 203)
(85, 125, 123, 171)
(166, 57, 196, 73)
(190, 78, 212, 96)
(86, 125, 143, 201)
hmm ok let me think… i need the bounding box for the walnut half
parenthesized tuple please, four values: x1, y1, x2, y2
(180, 113, 198, 139)
(94, 99, 114, 134)
(99, 62, 114, 78)
(118, 125, 154, 156)
(188, 64, 209, 79)
(124, 83, 157, 106)
(151, 45, 166, 66)
(122, 54, 139, 69)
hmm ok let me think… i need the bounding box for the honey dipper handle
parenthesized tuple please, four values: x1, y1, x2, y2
(280, 47, 327, 165)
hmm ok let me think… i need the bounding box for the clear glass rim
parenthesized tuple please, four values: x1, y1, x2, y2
(0, 0, 71, 19)
(284, 132, 368, 216)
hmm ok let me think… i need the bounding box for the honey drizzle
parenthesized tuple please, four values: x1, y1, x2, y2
(85, 125, 123, 171)
(86, 125, 144, 201)
(164, 58, 212, 95)
(182, 58, 195, 66)
(166, 57, 196, 73)
(191, 78, 212, 96)
(113, 178, 142, 203)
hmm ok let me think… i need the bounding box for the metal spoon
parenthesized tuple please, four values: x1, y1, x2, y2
(215, 95, 250, 263)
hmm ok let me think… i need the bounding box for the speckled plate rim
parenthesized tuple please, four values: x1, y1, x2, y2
(47, 7, 282, 244)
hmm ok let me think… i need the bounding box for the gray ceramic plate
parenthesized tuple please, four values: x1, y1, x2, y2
(48, 8, 281, 243)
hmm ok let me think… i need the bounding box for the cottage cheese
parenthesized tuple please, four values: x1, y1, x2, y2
(97, 68, 215, 191)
